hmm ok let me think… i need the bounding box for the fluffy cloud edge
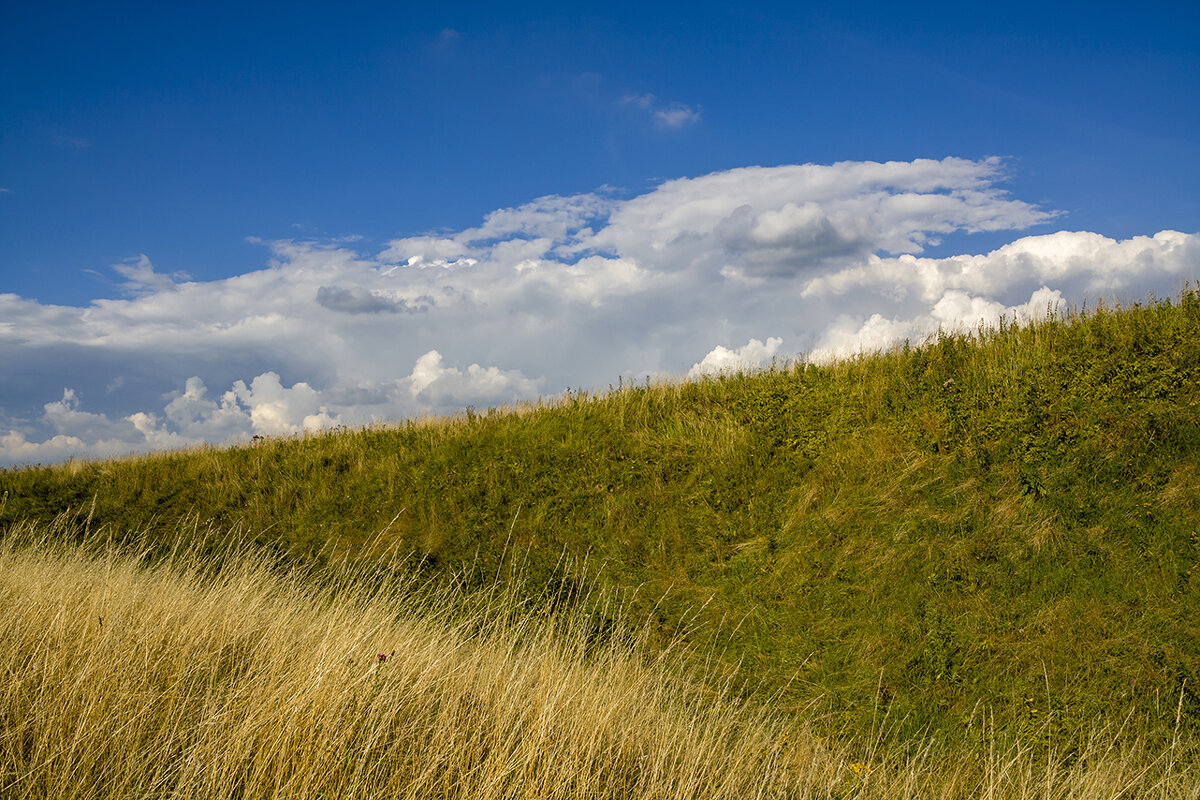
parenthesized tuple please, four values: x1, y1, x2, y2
(2, 157, 1197, 468)
(688, 337, 784, 377)
(807, 286, 1068, 362)
(0, 352, 543, 468)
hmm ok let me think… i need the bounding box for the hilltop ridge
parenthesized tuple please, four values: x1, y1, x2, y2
(3, 290, 1199, 746)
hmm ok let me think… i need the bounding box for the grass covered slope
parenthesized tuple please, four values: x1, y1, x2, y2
(3, 291, 1199, 747)
(6, 530, 1195, 799)
(0, 529, 807, 799)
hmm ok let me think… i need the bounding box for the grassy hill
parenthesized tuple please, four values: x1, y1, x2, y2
(3, 290, 1199, 761)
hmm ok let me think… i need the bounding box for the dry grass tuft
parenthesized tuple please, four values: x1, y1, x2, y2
(0, 529, 808, 799)
(2, 528, 1197, 798)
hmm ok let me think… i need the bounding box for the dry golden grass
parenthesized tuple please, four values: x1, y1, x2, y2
(0, 527, 1196, 799)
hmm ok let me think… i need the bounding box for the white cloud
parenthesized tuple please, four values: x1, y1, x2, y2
(406, 350, 541, 405)
(589, 158, 1055, 279)
(654, 104, 701, 129)
(1, 430, 92, 465)
(231, 373, 331, 437)
(112, 254, 189, 296)
(620, 93, 701, 129)
(162, 377, 249, 440)
(43, 389, 137, 441)
(808, 314, 917, 363)
(1, 157, 1196, 466)
(807, 286, 1068, 362)
(688, 337, 783, 378)
(0, 348, 541, 464)
(801, 229, 1198, 302)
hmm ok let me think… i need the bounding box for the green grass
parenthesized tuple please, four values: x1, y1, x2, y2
(3, 289, 1199, 753)
(6, 527, 1195, 799)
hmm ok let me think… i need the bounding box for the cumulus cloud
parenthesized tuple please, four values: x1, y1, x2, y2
(589, 158, 1056, 280)
(801, 229, 1198, 303)
(688, 337, 784, 378)
(163, 377, 251, 440)
(42, 389, 142, 442)
(0, 352, 541, 465)
(407, 350, 541, 404)
(2, 157, 1196, 466)
(230, 373, 333, 436)
(808, 286, 1068, 363)
(1, 431, 93, 464)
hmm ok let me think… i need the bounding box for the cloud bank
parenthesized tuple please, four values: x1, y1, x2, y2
(2, 157, 1197, 466)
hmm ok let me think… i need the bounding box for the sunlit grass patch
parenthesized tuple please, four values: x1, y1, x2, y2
(0, 529, 810, 799)
(2, 529, 1198, 798)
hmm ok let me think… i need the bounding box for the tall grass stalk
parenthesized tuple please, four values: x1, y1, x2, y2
(1, 527, 1196, 799)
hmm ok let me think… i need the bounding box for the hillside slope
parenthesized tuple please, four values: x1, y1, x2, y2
(3, 291, 1199, 745)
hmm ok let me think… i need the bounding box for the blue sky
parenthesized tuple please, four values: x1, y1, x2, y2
(2, 1, 1198, 465)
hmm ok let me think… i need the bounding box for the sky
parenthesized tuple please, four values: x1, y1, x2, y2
(1, 1, 1198, 466)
